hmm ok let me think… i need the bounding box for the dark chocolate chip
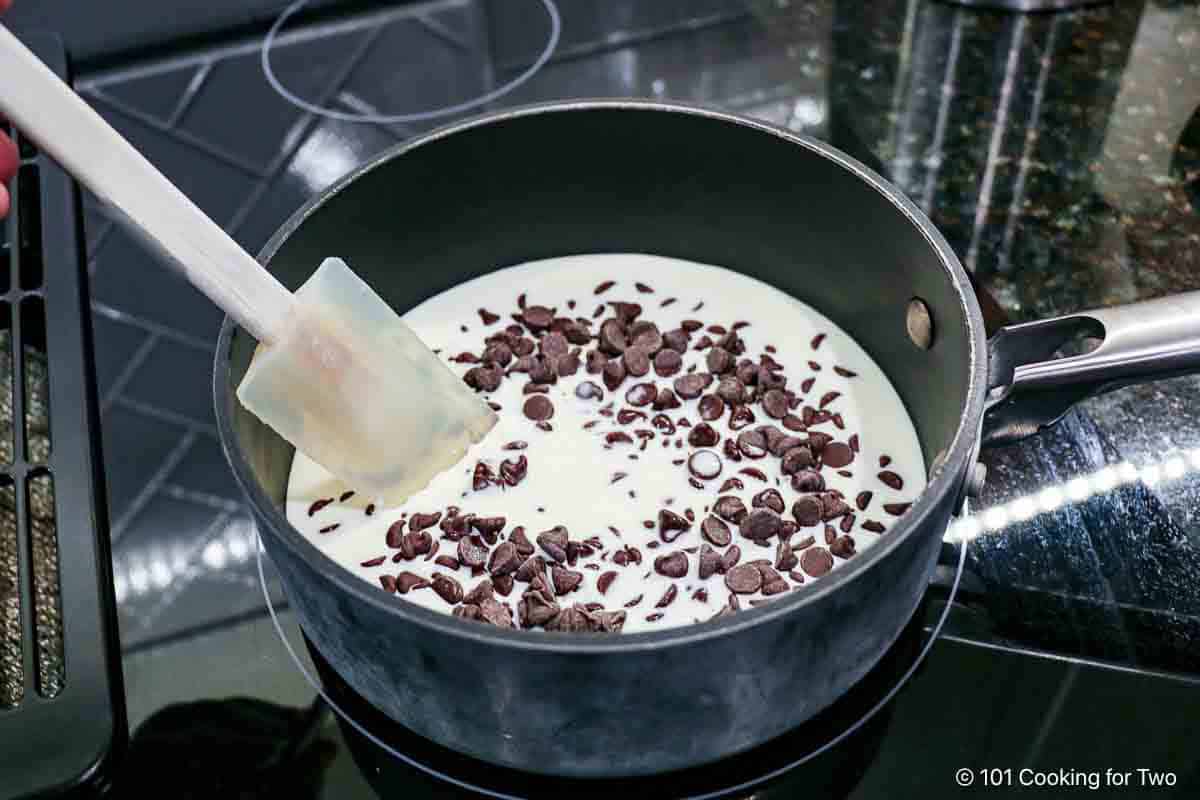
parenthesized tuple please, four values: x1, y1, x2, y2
(740, 509, 782, 541)
(431, 574, 464, 604)
(594, 280, 616, 295)
(792, 496, 823, 527)
(698, 544, 722, 579)
(761, 389, 789, 419)
(609, 301, 642, 324)
(775, 540, 799, 571)
(883, 502, 912, 516)
(781, 446, 815, 475)
(782, 414, 805, 432)
(720, 545, 742, 573)
(655, 585, 679, 608)
(478, 597, 515, 627)
(791, 470, 826, 493)
(739, 467, 767, 482)
(518, 589, 561, 629)
(654, 551, 689, 578)
(653, 348, 683, 376)
(687, 449, 722, 480)
(457, 536, 488, 569)
(862, 520, 886, 534)
(598, 571, 618, 595)
(551, 566, 584, 595)
(736, 430, 767, 459)
(599, 319, 629, 355)
(360, 556, 387, 568)
(410, 512, 442, 532)
(537, 526, 569, 563)
(624, 382, 656, 407)
(752, 489, 786, 514)
(718, 477, 744, 492)
(698, 394, 725, 421)
(856, 491, 873, 511)
(522, 305, 554, 331)
(488, 541, 523, 576)
(687, 422, 720, 447)
(471, 516, 506, 543)
(706, 347, 735, 375)
(728, 403, 755, 430)
(716, 376, 747, 405)
(602, 359, 627, 391)
(878, 470, 904, 490)
(464, 365, 503, 392)
(499, 455, 528, 487)
(385, 519, 406, 549)
(822, 442, 854, 468)
(800, 547, 834, 577)
(586, 349, 609, 374)
(628, 320, 663, 354)
(623, 346, 651, 377)
(830, 535, 856, 559)
(484, 342, 513, 367)
(674, 372, 714, 399)
(395, 572, 429, 594)
(653, 388, 681, 410)
(725, 563, 763, 594)
(714, 495, 748, 524)
(659, 509, 691, 543)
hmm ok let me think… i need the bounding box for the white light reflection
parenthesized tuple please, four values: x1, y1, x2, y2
(953, 452, 1198, 543)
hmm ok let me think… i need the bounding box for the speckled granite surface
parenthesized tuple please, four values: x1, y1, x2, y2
(829, 0, 1200, 675)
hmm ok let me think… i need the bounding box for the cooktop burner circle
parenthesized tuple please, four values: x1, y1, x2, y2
(255, 527, 967, 797)
(260, 0, 561, 125)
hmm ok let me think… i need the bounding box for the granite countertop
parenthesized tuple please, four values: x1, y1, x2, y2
(827, 0, 1200, 675)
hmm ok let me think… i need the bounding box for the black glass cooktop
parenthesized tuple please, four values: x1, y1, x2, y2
(13, 0, 1200, 796)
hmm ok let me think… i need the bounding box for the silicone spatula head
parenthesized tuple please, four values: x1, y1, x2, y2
(237, 258, 498, 503)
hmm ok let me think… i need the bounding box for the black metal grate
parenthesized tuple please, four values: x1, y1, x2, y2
(0, 35, 125, 800)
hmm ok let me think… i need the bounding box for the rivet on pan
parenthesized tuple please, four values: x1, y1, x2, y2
(906, 298, 934, 350)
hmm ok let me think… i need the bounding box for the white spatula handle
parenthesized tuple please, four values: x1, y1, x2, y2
(0, 25, 293, 343)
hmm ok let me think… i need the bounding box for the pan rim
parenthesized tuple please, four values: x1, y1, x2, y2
(214, 98, 987, 655)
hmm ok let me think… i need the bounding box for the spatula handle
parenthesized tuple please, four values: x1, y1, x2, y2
(0, 25, 293, 343)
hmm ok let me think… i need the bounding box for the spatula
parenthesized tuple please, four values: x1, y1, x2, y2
(0, 25, 497, 502)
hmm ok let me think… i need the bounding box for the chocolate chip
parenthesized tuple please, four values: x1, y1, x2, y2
(673, 373, 713, 399)
(752, 489, 785, 514)
(463, 579, 494, 606)
(500, 455, 528, 487)
(758, 427, 788, 455)
(518, 589, 561, 628)
(822, 442, 854, 468)
(862, 520, 886, 534)
(430, 574, 464, 604)
(687, 449, 723, 481)
(360, 556, 387, 568)
(781, 446, 815, 475)
(782, 414, 805, 432)
(856, 491, 873, 511)
(740, 509, 782, 541)
(625, 382, 657, 407)
(651, 414, 677, 435)
(695, 544, 720, 579)
(697, 394, 725, 421)
(385, 520, 406, 549)
(494, 575, 515, 596)
(503, 528, 533, 559)
(878, 470, 903, 490)
(725, 563, 763, 594)
(720, 545, 742, 573)
(800, 547, 834, 577)
(807, 431, 832, 453)
(395, 572, 429, 594)
(687, 422, 720, 447)
(477, 597, 515, 627)
(831, 535, 856, 559)
(775, 539, 799, 571)
(586, 350, 608, 375)
(762, 578, 789, 596)
(484, 541, 519, 576)
(617, 409, 646, 425)
(653, 348, 683, 377)
(736, 430, 767, 459)
(716, 377, 747, 405)
(820, 494, 851, 522)
(655, 584, 679, 608)
(792, 496, 823, 527)
(457, 536, 488, 569)
(599, 319, 628, 355)
(626, 320, 663, 353)
(692, 514, 731, 548)
(594, 280, 616, 295)
(739, 467, 768, 482)
(522, 305, 554, 331)
(451, 352, 481, 364)
(471, 516, 506, 544)
(704, 347, 733, 375)
(761, 389, 789, 419)
(464, 365, 503, 392)
(557, 353, 581, 377)
(728, 403, 755, 430)
(883, 502, 912, 516)
(538, 333, 567, 360)
(528, 356, 558, 385)
(659, 509, 691, 542)
(590, 569, 617, 596)
(602, 359, 628, 391)
(653, 388, 681, 410)
(791, 470, 825, 493)
(551, 566, 584, 595)
(537, 526, 569, 563)
(484, 342, 513, 367)
(718, 477, 744, 493)
(609, 302, 642, 324)
(654, 551, 689, 578)
(401, 531, 433, 561)
(515, 556, 547, 584)
(378, 574, 399, 594)
(621, 346, 650, 377)
(714, 495, 748, 524)
(605, 432, 634, 446)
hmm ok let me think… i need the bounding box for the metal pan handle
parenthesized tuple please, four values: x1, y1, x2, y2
(981, 291, 1200, 448)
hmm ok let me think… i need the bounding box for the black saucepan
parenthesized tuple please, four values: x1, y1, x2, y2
(215, 101, 1200, 777)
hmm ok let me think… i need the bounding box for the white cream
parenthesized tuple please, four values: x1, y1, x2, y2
(285, 254, 925, 632)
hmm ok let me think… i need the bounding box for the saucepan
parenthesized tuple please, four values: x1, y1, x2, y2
(214, 101, 1200, 777)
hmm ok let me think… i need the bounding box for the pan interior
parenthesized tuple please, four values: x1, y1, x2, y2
(223, 105, 974, 562)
